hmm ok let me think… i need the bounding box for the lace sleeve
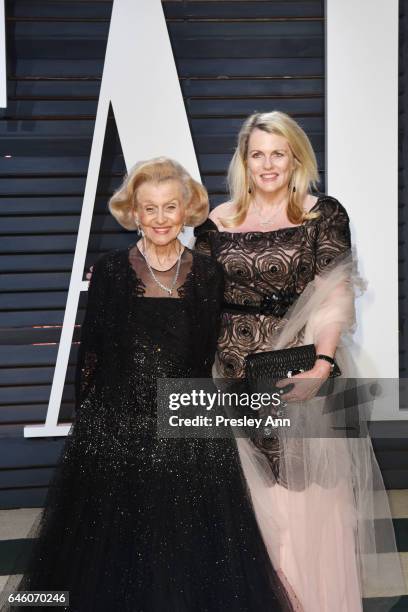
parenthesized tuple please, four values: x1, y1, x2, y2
(315, 199, 351, 274)
(203, 260, 225, 372)
(74, 254, 109, 410)
(311, 199, 355, 352)
(193, 218, 218, 259)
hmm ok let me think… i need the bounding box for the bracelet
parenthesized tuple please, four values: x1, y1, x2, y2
(315, 354, 335, 369)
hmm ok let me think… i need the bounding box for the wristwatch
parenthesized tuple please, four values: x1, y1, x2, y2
(315, 354, 335, 370)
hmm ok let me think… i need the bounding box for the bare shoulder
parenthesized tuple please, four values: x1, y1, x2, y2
(304, 193, 319, 213)
(208, 201, 235, 229)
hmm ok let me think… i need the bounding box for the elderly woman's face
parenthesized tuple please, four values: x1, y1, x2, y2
(246, 128, 295, 195)
(135, 179, 185, 246)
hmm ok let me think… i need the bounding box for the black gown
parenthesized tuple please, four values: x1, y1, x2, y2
(1, 244, 293, 612)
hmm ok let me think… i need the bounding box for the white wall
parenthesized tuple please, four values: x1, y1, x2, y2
(326, 0, 402, 418)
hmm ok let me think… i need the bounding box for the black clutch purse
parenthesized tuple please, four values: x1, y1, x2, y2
(244, 343, 341, 390)
(244, 344, 341, 447)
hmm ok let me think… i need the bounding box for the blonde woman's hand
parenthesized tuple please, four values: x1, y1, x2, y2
(275, 361, 331, 403)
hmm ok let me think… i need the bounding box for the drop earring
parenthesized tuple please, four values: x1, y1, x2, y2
(247, 173, 253, 194)
(136, 219, 144, 237)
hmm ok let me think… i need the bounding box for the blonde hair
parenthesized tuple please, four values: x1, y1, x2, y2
(108, 156, 209, 230)
(221, 111, 320, 227)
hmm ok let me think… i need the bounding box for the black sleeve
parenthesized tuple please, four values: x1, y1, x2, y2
(194, 219, 218, 259)
(315, 199, 352, 274)
(203, 261, 225, 373)
(74, 254, 109, 410)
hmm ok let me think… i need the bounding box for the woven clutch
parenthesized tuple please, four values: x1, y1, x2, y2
(244, 343, 341, 389)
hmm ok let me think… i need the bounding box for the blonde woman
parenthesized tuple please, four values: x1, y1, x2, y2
(0, 157, 295, 612)
(194, 112, 405, 611)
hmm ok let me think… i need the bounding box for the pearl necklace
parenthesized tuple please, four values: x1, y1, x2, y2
(140, 240, 183, 296)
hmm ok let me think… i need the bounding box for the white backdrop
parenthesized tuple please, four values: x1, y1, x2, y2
(326, 0, 402, 419)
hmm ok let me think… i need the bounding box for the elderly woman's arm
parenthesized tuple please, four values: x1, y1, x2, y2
(75, 254, 109, 410)
(193, 219, 218, 259)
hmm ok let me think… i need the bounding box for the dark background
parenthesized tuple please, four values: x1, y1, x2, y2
(0, 1, 406, 509)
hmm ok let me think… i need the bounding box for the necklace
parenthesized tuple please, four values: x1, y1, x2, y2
(252, 196, 287, 226)
(140, 240, 183, 296)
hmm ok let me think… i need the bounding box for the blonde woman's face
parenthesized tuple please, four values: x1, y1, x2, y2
(135, 180, 186, 246)
(246, 128, 295, 195)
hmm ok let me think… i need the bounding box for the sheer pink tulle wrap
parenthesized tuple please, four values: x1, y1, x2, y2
(215, 249, 406, 612)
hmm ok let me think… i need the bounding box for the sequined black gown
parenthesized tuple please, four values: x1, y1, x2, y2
(2, 244, 293, 612)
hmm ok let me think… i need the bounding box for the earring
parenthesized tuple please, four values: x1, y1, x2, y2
(136, 219, 144, 237)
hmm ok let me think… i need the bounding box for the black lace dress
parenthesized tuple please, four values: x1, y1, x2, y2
(192, 196, 359, 611)
(194, 195, 352, 483)
(1, 245, 294, 612)
(194, 195, 351, 379)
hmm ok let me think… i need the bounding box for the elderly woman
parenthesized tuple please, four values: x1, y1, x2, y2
(0, 158, 295, 612)
(194, 112, 405, 612)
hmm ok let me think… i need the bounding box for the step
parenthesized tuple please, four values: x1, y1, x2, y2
(0, 495, 407, 606)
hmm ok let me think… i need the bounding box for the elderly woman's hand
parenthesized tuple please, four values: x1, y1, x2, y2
(275, 360, 331, 402)
(85, 265, 94, 281)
